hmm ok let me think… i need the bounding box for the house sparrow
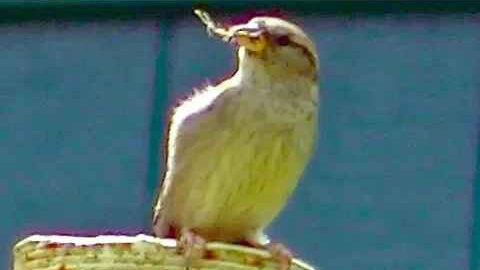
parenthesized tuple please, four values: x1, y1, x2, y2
(153, 10, 318, 270)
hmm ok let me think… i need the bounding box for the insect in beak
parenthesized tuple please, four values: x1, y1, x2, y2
(231, 28, 268, 52)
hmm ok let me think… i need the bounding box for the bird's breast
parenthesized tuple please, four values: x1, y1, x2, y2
(163, 84, 316, 241)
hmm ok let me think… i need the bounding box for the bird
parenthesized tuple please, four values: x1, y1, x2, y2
(153, 9, 318, 270)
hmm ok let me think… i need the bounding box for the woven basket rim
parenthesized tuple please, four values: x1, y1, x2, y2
(14, 234, 316, 270)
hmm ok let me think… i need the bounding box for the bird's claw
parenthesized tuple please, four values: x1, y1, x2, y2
(178, 229, 206, 268)
(267, 243, 293, 270)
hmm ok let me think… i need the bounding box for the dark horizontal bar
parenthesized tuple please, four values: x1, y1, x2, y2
(0, 1, 479, 22)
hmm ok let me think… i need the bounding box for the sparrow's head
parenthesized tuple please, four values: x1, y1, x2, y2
(194, 10, 318, 80)
(228, 16, 318, 79)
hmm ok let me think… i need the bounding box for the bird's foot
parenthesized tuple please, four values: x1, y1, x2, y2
(243, 237, 292, 270)
(178, 228, 206, 268)
(266, 242, 293, 270)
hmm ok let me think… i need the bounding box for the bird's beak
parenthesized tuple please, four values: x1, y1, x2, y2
(230, 27, 267, 52)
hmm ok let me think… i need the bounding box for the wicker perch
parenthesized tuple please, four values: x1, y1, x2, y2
(13, 234, 316, 270)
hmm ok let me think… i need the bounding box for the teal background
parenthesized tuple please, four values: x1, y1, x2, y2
(1, 2, 479, 270)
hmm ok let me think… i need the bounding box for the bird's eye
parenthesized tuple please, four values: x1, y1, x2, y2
(276, 35, 290, 46)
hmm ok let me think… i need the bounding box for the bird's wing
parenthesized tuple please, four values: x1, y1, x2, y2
(152, 83, 235, 232)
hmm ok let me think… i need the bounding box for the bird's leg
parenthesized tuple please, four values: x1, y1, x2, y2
(265, 242, 293, 270)
(178, 228, 206, 268)
(243, 233, 292, 270)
